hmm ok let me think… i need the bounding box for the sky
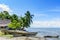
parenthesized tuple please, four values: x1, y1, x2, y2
(0, 0, 60, 28)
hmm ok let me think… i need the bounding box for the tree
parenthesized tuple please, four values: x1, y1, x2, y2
(11, 14, 18, 22)
(0, 11, 33, 30)
(25, 11, 34, 28)
(19, 11, 34, 30)
(3, 11, 11, 19)
(8, 20, 21, 30)
(0, 11, 11, 20)
(19, 17, 26, 30)
(0, 12, 5, 20)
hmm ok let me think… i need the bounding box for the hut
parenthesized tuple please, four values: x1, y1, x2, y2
(0, 19, 11, 29)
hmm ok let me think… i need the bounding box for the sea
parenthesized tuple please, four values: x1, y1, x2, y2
(26, 28, 60, 40)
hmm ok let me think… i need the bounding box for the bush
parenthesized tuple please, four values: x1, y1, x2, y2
(3, 35, 13, 38)
(0, 31, 4, 36)
(0, 30, 13, 38)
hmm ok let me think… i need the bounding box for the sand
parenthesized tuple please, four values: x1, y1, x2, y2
(0, 37, 45, 40)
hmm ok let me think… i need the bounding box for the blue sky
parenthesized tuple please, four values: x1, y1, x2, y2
(0, 0, 60, 28)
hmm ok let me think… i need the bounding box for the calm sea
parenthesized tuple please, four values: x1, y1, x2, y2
(26, 28, 60, 40)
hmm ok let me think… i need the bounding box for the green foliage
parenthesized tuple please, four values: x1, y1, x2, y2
(24, 11, 34, 28)
(19, 17, 26, 28)
(0, 11, 33, 30)
(19, 11, 34, 30)
(0, 12, 5, 20)
(0, 11, 11, 20)
(3, 35, 13, 38)
(0, 30, 13, 38)
(11, 14, 18, 21)
(0, 31, 4, 36)
(3, 11, 11, 19)
(8, 20, 21, 30)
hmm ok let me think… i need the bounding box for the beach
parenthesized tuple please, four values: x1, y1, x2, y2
(0, 37, 45, 40)
(0, 28, 59, 40)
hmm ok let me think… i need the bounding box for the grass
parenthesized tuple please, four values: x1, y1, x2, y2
(0, 30, 4, 36)
(2, 35, 13, 38)
(0, 30, 13, 38)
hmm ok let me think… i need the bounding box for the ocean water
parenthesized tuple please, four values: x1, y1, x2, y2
(26, 28, 60, 40)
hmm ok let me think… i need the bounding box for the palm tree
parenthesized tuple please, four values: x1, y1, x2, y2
(19, 17, 25, 30)
(0, 12, 3, 18)
(3, 11, 11, 19)
(0, 12, 5, 20)
(25, 11, 34, 28)
(19, 11, 34, 30)
(11, 14, 18, 22)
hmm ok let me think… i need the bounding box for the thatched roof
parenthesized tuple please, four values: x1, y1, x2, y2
(0, 19, 11, 27)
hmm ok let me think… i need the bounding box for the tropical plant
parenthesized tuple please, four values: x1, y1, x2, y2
(0, 12, 5, 20)
(0, 11, 33, 30)
(19, 17, 26, 30)
(3, 11, 11, 19)
(11, 14, 18, 22)
(19, 11, 34, 30)
(8, 20, 21, 30)
(24, 11, 34, 27)
(0, 11, 11, 20)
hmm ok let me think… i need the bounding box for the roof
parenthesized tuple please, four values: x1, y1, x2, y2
(0, 19, 11, 27)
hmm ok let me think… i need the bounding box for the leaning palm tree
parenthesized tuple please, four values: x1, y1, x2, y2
(19, 11, 34, 30)
(25, 11, 34, 28)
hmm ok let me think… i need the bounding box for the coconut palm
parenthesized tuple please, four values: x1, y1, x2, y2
(0, 12, 5, 20)
(11, 14, 18, 21)
(19, 11, 34, 30)
(25, 11, 34, 28)
(19, 17, 25, 30)
(3, 11, 11, 19)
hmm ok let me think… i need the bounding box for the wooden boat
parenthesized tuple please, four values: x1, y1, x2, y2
(44, 35, 59, 38)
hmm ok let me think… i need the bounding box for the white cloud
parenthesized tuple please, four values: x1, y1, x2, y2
(0, 4, 12, 12)
(31, 20, 60, 28)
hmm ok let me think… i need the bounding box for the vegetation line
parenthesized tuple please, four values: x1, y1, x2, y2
(0, 11, 34, 30)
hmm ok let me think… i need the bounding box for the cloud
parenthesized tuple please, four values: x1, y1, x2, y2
(31, 20, 60, 28)
(0, 4, 12, 12)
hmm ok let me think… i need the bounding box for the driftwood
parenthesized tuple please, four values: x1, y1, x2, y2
(1, 29, 37, 37)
